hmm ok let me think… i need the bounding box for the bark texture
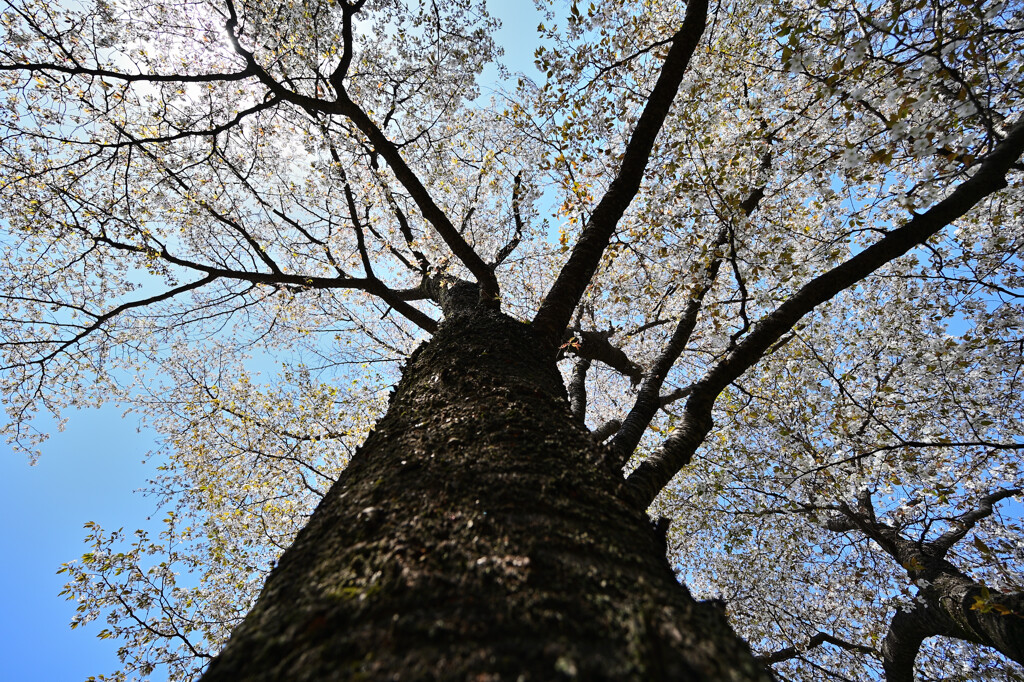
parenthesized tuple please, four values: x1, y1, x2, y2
(882, 576, 1024, 682)
(201, 305, 771, 681)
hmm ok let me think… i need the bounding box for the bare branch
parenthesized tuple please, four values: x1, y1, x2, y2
(90, 233, 438, 333)
(625, 116, 1024, 508)
(757, 631, 876, 665)
(493, 171, 525, 268)
(385, 189, 431, 273)
(341, 175, 375, 278)
(931, 488, 1022, 557)
(531, 0, 710, 350)
(0, 62, 254, 85)
(333, 94, 500, 306)
(606, 225, 728, 467)
(3, 274, 217, 370)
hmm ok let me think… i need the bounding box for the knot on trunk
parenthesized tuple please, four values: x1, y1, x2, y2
(439, 280, 481, 316)
(424, 276, 486, 318)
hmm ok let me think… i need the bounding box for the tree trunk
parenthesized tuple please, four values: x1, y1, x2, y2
(201, 305, 771, 681)
(882, 574, 1024, 682)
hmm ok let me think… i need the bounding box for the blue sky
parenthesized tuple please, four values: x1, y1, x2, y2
(1, 410, 159, 680)
(0, 2, 543, 680)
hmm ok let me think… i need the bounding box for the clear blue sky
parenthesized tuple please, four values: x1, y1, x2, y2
(1, 411, 160, 680)
(0, 2, 542, 680)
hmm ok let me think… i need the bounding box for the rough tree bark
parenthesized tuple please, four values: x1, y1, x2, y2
(200, 286, 771, 681)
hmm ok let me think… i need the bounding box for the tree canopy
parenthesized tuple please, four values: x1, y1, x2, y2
(2, 0, 1023, 679)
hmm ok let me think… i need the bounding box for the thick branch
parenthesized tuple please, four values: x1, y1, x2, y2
(328, 0, 367, 94)
(823, 489, 1024, 679)
(659, 384, 693, 408)
(592, 419, 622, 443)
(568, 358, 590, 424)
(880, 604, 932, 682)
(882, 579, 1024, 682)
(624, 117, 1024, 508)
(531, 0, 710, 350)
(568, 330, 642, 383)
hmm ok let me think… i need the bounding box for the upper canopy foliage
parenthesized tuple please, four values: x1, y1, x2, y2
(2, 0, 1023, 679)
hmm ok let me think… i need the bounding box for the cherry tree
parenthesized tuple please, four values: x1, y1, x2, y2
(2, 0, 1023, 679)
